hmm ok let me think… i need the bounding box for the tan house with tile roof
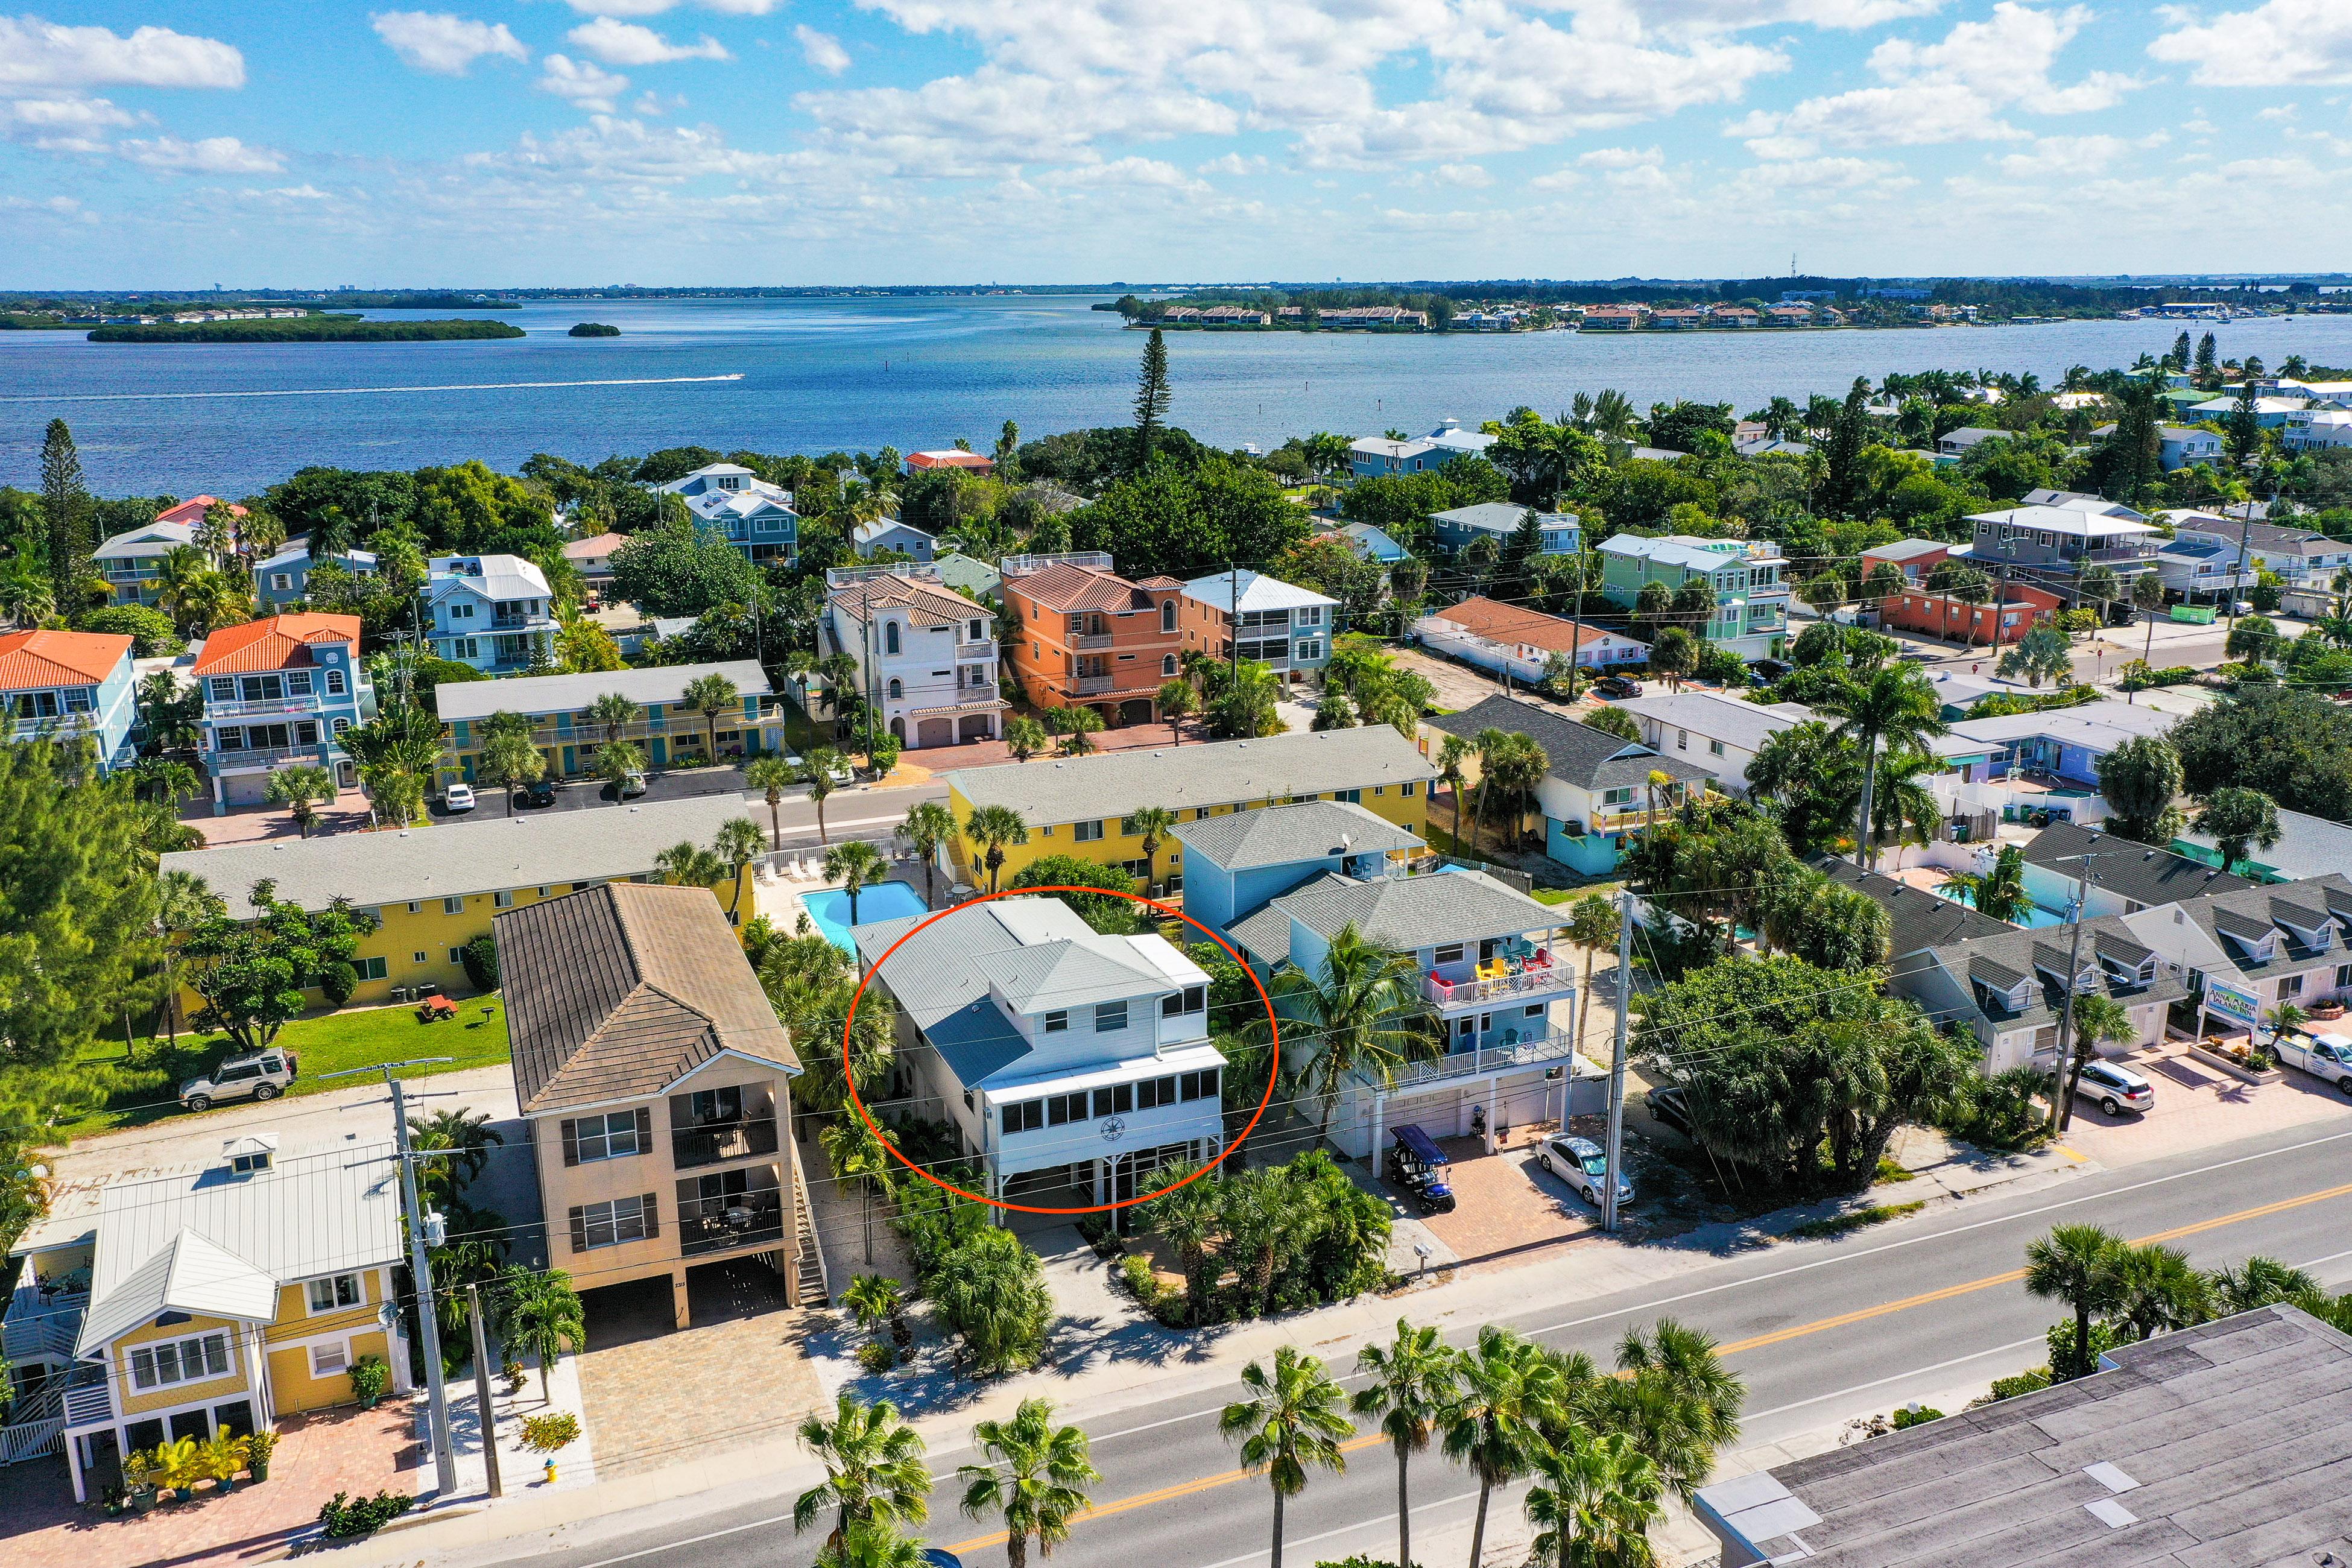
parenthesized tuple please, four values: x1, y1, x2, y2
(498, 882, 813, 1327)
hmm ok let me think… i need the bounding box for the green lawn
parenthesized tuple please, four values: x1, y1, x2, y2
(1786, 1200, 1926, 1241)
(58, 997, 511, 1142)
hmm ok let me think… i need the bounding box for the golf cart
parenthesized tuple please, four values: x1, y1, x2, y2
(1385, 1124, 1456, 1215)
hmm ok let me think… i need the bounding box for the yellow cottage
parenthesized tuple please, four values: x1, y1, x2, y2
(4, 1134, 408, 1502)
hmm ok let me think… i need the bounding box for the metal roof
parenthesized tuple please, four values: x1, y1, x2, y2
(1695, 1306, 2352, 1568)
(163, 793, 765, 917)
(1429, 502, 1579, 536)
(1179, 568, 1337, 615)
(944, 726, 1437, 824)
(2176, 806, 2352, 880)
(1171, 800, 1421, 873)
(433, 659, 773, 723)
(1610, 691, 1819, 755)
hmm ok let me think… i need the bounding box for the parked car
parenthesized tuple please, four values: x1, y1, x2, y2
(2073, 1059, 2155, 1116)
(443, 782, 476, 813)
(1646, 1084, 1693, 1138)
(618, 771, 648, 798)
(2272, 1031, 2352, 1094)
(1593, 675, 1642, 699)
(519, 778, 558, 808)
(1535, 1134, 1633, 1209)
(180, 1049, 298, 1111)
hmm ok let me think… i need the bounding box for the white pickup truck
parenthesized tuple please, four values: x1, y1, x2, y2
(2272, 1031, 2352, 1093)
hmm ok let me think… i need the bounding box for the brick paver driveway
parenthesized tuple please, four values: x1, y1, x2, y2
(2060, 1040, 2352, 1167)
(1391, 1131, 1604, 1271)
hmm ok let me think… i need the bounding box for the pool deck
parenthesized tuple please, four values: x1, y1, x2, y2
(802, 880, 935, 950)
(751, 857, 940, 949)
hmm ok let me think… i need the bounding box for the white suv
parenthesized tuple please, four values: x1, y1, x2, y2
(180, 1049, 298, 1111)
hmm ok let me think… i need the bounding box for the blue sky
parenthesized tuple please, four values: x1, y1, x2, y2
(3, 1, 2348, 287)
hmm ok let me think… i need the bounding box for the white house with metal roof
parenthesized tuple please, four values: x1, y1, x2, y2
(1427, 503, 1580, 556)
(1178, 569, 1338, 682)
(4, 1136, 409, 1500)
(423, 554, 557, 673)
(853, 898, 1222, 1211)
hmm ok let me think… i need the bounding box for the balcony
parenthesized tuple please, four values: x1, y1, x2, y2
(1374, 1029, 1587, 1092)
(2080, 546, 2159, 566)
(2, 1285, 84, 1364)
(62, 1362, 111, 1428)
(672, 1115, 780, 1171)
(1074, 675, 1117, 695)
(1071, 633, 1114, 651)
(207, 695, 325, 720)
(958, 639, 999, 663)
(678, 1190, 785, 1257)
(210, 744, 335, 771)
(1423, 952, 1567, 1007)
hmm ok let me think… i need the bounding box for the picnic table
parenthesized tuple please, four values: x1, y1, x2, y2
(416, 996, 459, 1022)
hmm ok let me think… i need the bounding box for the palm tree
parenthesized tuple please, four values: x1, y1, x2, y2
(2056, 992, 2138, 1131)
(1219, 1346, 1352, 1568)
(496, 1267, 586, 1403)
(1848, 746, 1941, 869)
(1132, 1160, 1222, 1325)
(1353, 1320, 1461, 1568)
(1489, 735, 1550, 851)
(155, 868, 224, 1044)
(1818, 661, 1947, 868)
(1156, 678, 1197, 742)
(264, 763, 336, 837)
(681, 672, 742, 764)
(804, 748, 845, 842)
(154, 545, 213, 633)
(655, 839, 727, 891)
(2110, 1243, 2216, 1341)
(2026, 1224, 2124, 1379)
(2195, 786, 2280, 874)
(1052, 705, 1104, 756)
(595, 739, 645, 796)
(1004, 715, 1049, 762)
(1437, 733, 1473, 847)
(956, 1399, 1101, 1568)
(1940, 843, 2029, 923)
(1585, 1320, 1743, 1504)
(2211, 1256, 2318, 1313)
(715, 815, 769, 917)
(825, 839, 888, 925)
(2264, 1001, 2309, 1042)
(747, 754, 797, 850)
(966, 804, 1029, 894)
(820, 1115, 897, 1265)
(585, 691, 637, 748)
(130, 756, 200, 808)
(841, 1274, 905, 1343)
(1523, 1429, 1663, 1568)
(1467, 726, 1511, 851)
(815, 1522, 928, 1568)
(896, 799, 957, 906)
(1268, 922, 1435, 1144)
(1563, 894, 1616, 1052)
(1444, 1326, 1568, 1568)
(479, 730, 545, 818)
(794, 1394, 932, 1547)
(1128, 805, 1178, 893)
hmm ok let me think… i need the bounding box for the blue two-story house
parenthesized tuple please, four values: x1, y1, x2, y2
(0, 629, 139, 773)
(1175, 800, 1595, 1161)
(422, 555, 557, 674)
(191, 613, 375, 812)
(1429, 503, 1581, 557)
(653, 463, 800, 566)
(253, 539, 379, 609)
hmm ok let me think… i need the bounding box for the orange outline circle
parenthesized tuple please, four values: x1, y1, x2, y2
(841, 885, 1279, 1214)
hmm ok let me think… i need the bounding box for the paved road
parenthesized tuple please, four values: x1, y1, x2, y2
(432, 775, 949, 837)
(486, 1118, 2352, 1568)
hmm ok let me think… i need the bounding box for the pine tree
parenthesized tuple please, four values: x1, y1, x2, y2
(1819, 376, 1872, 519)
(39, 418, 92, 613)
(1491, 509, 1544, 607)
(2195, 332, 2219, 388)
(1133, 328, 1171, 470)
(2169, 330, 2192, 371)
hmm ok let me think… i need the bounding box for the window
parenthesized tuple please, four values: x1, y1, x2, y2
(1161, 984, 1207, 1017)
(310, 1341, 350, 1377)
(1401, 782, 1417, 797)
(1179, 1068, 1219, 1102)
(1137, 1075, 1179, 1109)
(129, 1333, 230, 1390)
(1675, 729, 1688, 751)
(1295, 640, 1322, 662)
(1003, 1099, 1044, 1134)
(308, 1274, 362, 1312)
(574, 1195, 652, 1250)
(347, 955, 387, 981)
(887, 678, 903, 700)
(2281, 975, 2306, 997)
(1073, 820, 1105, 842)
(1043, 1010, 1069, 1033)
(1096, 1001, 1128, 1032)
(1434, 942, 1466, 965)
(1297, 605, 1324, 628)
(286, 672, 313, 697)
(1092, 1083, 1134, 1118)
(1163, 654, 1178, 677)
(331, 716, 349, 736)
(493, 890, 514, 908)
(573, 1110, 644, 1162)
(1525, 1003, 1545, 1018)
(2337, 964, 2352, 989)
(325, 669, 346, 695)
(1045, 1091, 1089, 1125)
(412, 951, 428, 965)
(688, 1086, 741, 1124)
(1195, 806, 1212, 819)
(270, 574, 292, 592)
(885, 622, 902, 656)
(443, 896, 464, 915)
(1709, 738, 1725, 756)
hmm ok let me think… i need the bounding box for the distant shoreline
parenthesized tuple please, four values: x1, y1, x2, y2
(87, 317, 528, 344)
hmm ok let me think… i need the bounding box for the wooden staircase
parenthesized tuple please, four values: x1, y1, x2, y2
(791, 1142, 830, 1307)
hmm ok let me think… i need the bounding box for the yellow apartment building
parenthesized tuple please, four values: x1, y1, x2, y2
(432, 659, 785, 785)
(4, 1134, 409, 1501)
(160, 794, 768, 1011)
(941, 726, 1438, 893)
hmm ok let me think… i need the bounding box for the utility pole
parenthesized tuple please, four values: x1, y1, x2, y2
(2222, 502, 2256, 650)
(2044, 891, 2089, 1137)
(468, 1285, 502, 1499)
(1601, 889, 1633, 1234)
(1227, 561, 1240, 685)
(324, 1058, 458, 1497)
(861, 584, 877, 766)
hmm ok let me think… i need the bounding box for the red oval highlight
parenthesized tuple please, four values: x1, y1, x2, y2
(839, 885, 1279, 1214)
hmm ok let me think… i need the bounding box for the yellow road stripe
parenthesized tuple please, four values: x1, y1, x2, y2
(947, 1176, 2352, 1553)
(2054, 1144, 2088, 1164)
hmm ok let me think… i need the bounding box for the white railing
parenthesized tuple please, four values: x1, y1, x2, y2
(209, 744, 333, 771)
(1, 1385, 65, 1465)
(958, 639, 999, 664)
(62, 1374, 111, 1428)
(2, 1288, 84, 1362)
(1377, 1031, 1587, 1092)
(207, 695, 326, 720)
(1424, 959, 1570, 1007)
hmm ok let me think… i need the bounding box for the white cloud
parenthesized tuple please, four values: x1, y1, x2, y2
(538, 55, 630, 113)
(568, 18, 729, 66)
(555, 0, 785, 10)
(0, 17, 243, 89)
(1994, 133, 2135, 174)
(2150, 1, 2352, 87)
(631, 90, 686, 115)
(701, 0, 785, 11)
(1197, 151, 1265, 175)
(1578, 145, 1664, 169)
(119, 134, 285, 173)
(1527, 165, 1585, 192)
(1628, 0, 1946, 25)
(2259, 104, 2298, 121)
(795, 26, 852, 75)
(371, 13, 528, 75)
(4, 95, 137, 131)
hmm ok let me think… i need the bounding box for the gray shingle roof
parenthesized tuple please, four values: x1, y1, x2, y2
(2021, 821, 2254, 909)
(1247, 868, 1555, 959)
(1812, 858, 2009, 958)
(945, 726, 1437, 824)
(1924, 910, 2188, 1029)
(434, 660, 773, 724)
(1171, 800, 1421, 872)
(1696, 1305, 2352, 1568)
(2180, 873, 2352, 978)
(163, 794, 765, 918)
(1427, 695, 1712, 792)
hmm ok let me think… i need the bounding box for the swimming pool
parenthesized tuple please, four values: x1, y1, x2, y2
(1932, 885, 2070, 929)
(802, 880, 932, 953)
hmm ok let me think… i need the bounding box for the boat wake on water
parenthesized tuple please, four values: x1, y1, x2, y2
(1, 373, 747, 403)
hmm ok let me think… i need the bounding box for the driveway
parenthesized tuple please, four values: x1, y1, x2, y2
(1393, 645, 1510, 712)
(1387, 1130, 1608, 1272)
(2058, 1038, 2352, 1167)
(180, 785, 376, 847)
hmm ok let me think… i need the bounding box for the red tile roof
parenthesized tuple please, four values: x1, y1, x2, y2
(190, 613, 362, 675)
(0, 628, 133, 687)
(905, 451, 994, 472)
(827, 575, 979, 625)
(1008, 561, 1161, 615)
(155, 496, 247, 528)
(1429, 596, 1645, 656)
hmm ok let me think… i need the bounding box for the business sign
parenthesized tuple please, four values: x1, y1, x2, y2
(2205, 976, 2262, 1029)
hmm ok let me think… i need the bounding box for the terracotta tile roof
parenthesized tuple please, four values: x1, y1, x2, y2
(1008, 561, 1160, 614)
(827, 575, 978, 625)
(0, 628, 133, 687)
(497, 881, 799, 1116)
(905, 450, 994, 471)
(155, 496, 246, 528)
(1429, 596, 1643, 656)
(189, 613, 362, 675)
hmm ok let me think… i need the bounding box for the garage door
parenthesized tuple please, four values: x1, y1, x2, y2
(916, 718, 953, 748)
(1384, 1090, 1461, 1140)
(222, 771, 271, 806)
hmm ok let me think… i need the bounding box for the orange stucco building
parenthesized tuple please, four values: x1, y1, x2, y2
(1004, 558, 1186, 726)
